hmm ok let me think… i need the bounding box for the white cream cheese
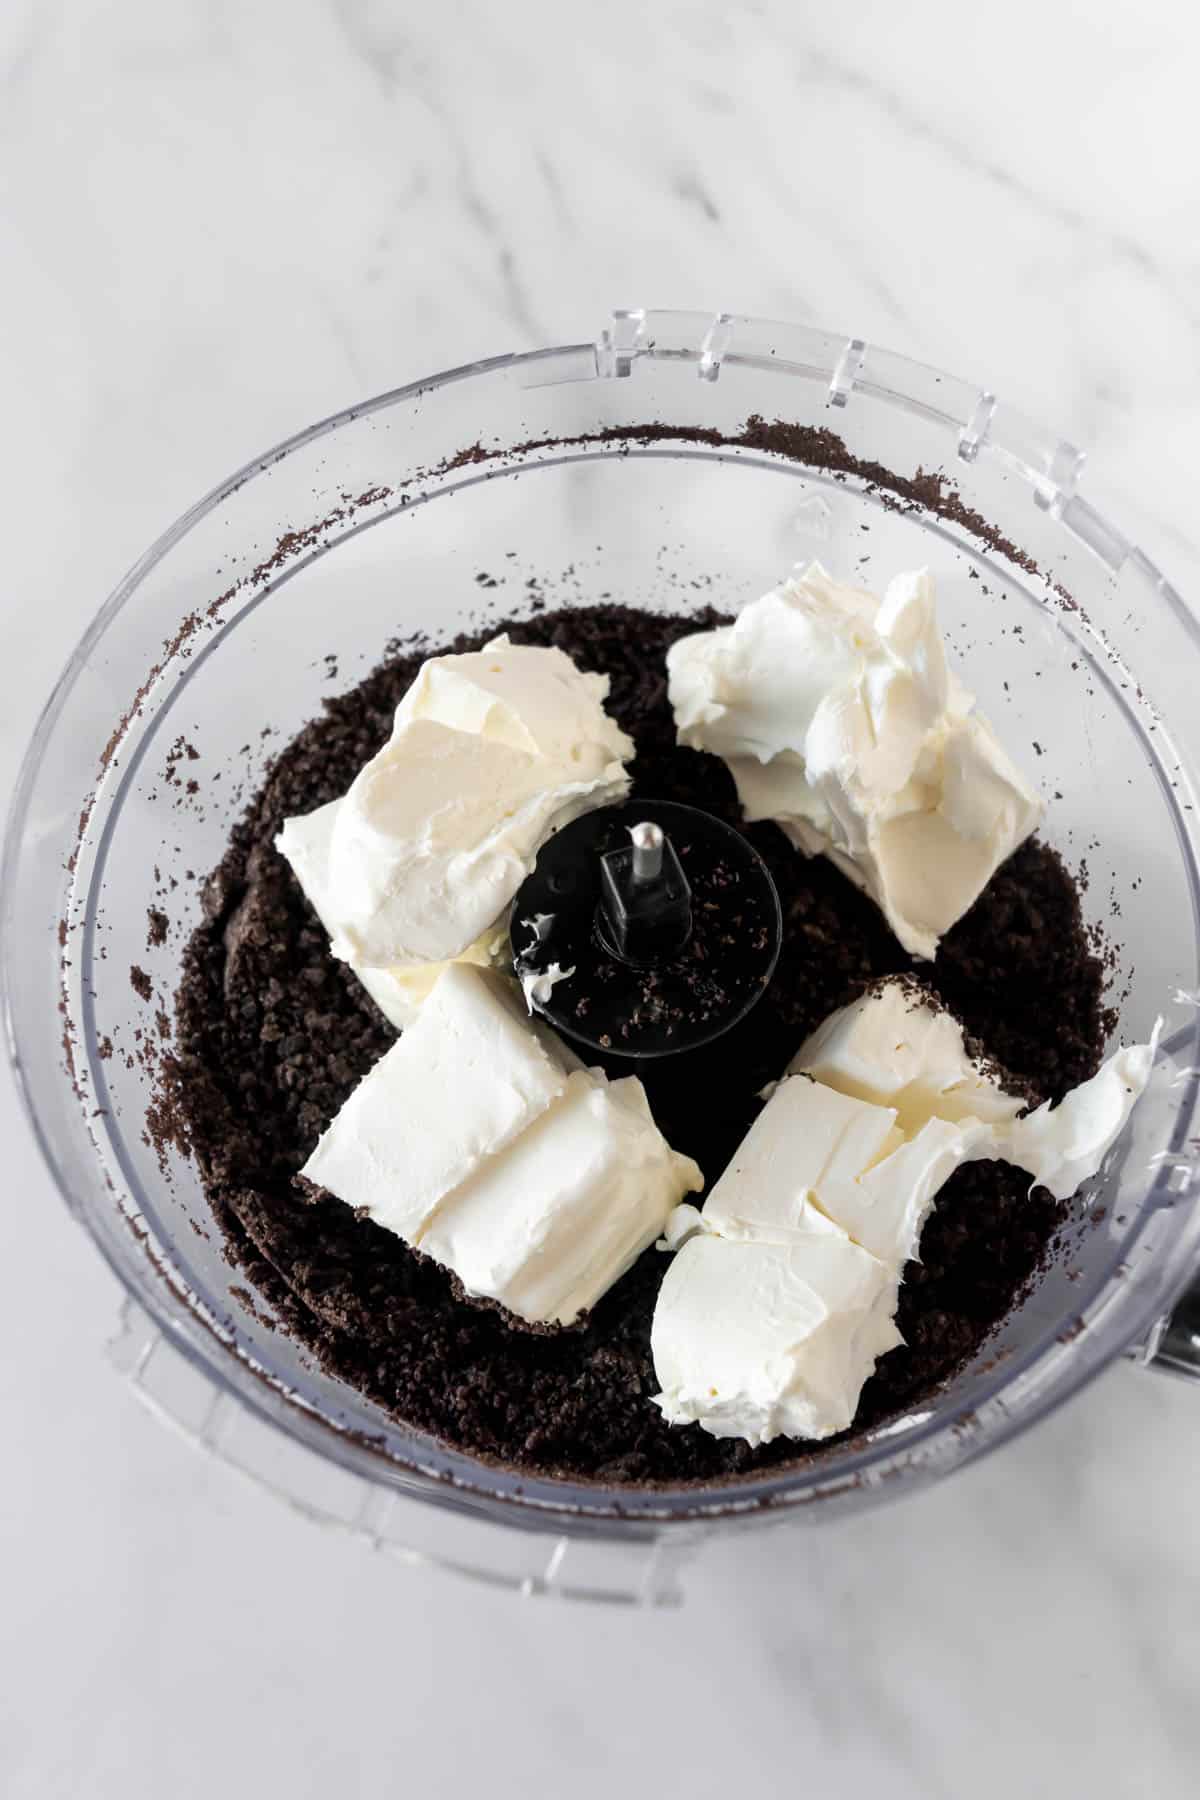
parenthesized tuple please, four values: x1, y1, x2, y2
(276, 636, 632, 1003)
(652, 1229, 901, 1448)
(314, 635, 633, 969)
(700, 1074, 902, 1250)
(652, 979, 1159, 1446)
(667, 564, 1043, 958)
(303, 963, 701, 1327)
(794, 982, 1161, 1203)
(651, 1071, 919, 1446)
(274, 796, 509, 1029)
(421, 1070, 700, 1327)
(1000, 1027, 1162, 1201)
(303, 961, 573, 1244)
(518, 961, 575, 1015)
(792, 977, 1025, 1132)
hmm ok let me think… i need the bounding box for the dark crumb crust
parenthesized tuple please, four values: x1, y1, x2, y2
(167, 602, 1114, 1487)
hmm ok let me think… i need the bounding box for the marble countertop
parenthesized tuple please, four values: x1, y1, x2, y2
(4, 3, 1200, 1795)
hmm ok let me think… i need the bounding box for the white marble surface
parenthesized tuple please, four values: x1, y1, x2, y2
(4, 2, 1200, 1795)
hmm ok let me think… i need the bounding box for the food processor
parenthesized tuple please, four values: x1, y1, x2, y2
(6, 308, 1200, 1605)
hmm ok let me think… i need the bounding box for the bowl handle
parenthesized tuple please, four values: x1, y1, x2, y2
(1144, 1281, 1200, 1379)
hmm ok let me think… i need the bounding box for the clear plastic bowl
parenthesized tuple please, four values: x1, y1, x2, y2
(7, 309, 1200, 1605)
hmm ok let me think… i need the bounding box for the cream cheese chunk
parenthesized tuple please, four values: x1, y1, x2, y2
(652, 979, 1159, 1446)
(667, 563, 1043, 958)
(421, 1071, 701, 1326)
(308, 635, 633, 970)
(1000, 1028, 1161, 1201)
(793, 982, 1161, 1203)
(792, 977, 1025, 1132)
(302, 964, 701, 1327)
(518, 960, 576, 1015)
(303, 962, 573, 1244)
(651, 1074, 918, 1446)
(701, 1074, 901, 1249)
(652, 1230, 901, 1448)
(275, 796, 510, 1029)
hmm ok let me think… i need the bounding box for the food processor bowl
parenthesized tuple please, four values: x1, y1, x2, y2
(7, 310, 1200, 1605)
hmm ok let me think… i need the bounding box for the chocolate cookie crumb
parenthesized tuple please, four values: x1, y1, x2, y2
(130, 964, 153, 1002)
(147, 908, 169, 948)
